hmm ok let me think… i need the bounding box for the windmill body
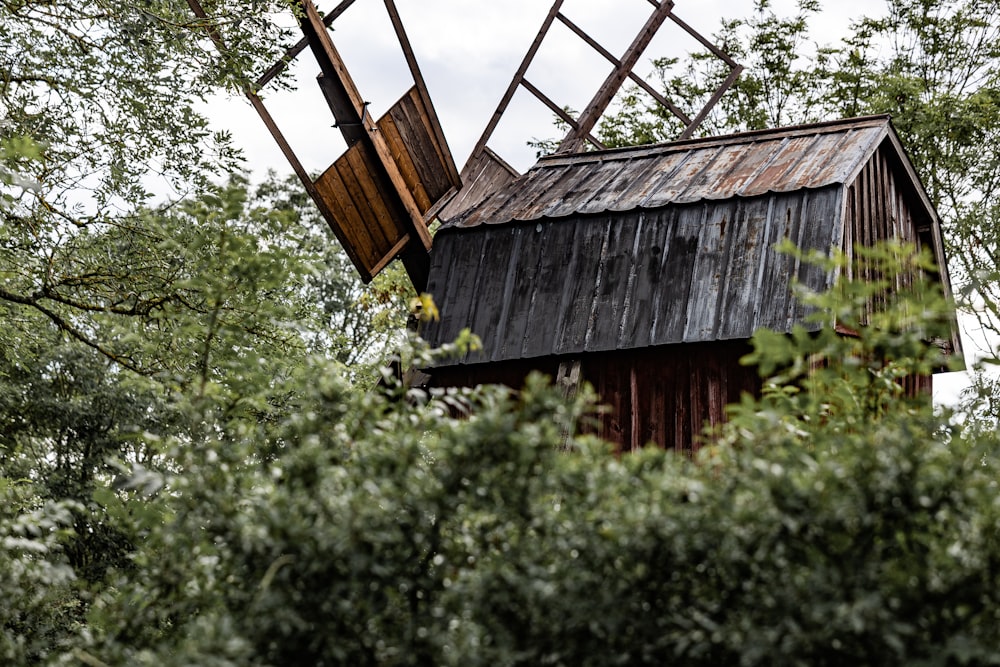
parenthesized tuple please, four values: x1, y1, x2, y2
(226, 0, 963, 452)
(422, 115, 963, 452)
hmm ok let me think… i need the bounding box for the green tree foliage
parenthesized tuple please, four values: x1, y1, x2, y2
(54, 247, 998, 667)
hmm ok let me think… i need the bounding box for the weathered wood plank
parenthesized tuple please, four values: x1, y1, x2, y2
(542, 160, 631, 219)
(555, 217, 608, 354)
(754, 192, 802, 332)
(642, 148, 725, 208)
(462, 227, 518, 364)
(684, 199, 737, 342)
(340, 144, 400, 252)
(485, 226, 527, 362)
(313, 158, 378, 279)
(522, 220, 579, 357)
(377, 111, 432, 212)
(790, 187, 842, 325)
(649, 204, 705, 344)
(386, 89, 451, 201)
(585, 214, 639, 351)
(441, 149, 520, 225)
(717, 198, 769, 339)
(619, 209, 673, 349)
(497, 224, 548, 360)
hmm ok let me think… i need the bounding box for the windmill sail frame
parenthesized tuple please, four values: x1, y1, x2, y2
(189, 0, 460, 290)
(440, 0, 742, 222)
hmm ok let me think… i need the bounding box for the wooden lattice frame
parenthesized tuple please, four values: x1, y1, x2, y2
(188, 0, 460, 290)
(470, 0, 743, 159)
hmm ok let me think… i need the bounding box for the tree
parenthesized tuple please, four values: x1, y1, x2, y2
(4, 2, 1000, 665)
(57, 246, 1000, 666)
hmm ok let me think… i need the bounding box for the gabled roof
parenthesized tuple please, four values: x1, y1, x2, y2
(440, 115, 902, 230)
(424, 115, 961, 366)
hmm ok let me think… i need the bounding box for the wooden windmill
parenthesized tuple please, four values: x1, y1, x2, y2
(194, 1, 962, 452)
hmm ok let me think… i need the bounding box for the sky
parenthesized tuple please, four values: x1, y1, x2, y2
(211, 0, 879, 178)
(203, 0, 976, 402)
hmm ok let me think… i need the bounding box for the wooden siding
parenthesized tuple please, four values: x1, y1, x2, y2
(841, 144, 960, 361)
(430, 342, 761, 454)
(438, 147, 520, 222)
(843, 144, 920, 324)
(312, 86, 458, 281)
(423, 187, 844, 363)
(429, 342, 932, 455)
(583, 343, 760, 453)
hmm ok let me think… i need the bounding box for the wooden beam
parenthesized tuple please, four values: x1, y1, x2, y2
(383, 0, 461, 188)
(468, 0, 566, 161)
(557, 1, 674, 152)
(556, 11, 691, 126)
(299, 0, 432, 253)
(256, 0, 361, 90)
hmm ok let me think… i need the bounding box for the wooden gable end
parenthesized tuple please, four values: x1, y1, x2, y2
(841, 141, 963, 360)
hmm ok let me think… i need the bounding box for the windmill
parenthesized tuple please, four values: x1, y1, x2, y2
(193, 1, 962, 451)
(189, 0, 740, 291)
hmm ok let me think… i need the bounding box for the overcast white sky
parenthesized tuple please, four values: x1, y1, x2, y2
(203, 0, 976, 401)
(211, 0, 878, 178)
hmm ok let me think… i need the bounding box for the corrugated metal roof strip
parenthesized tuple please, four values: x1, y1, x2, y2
(441, 116, 891, 230)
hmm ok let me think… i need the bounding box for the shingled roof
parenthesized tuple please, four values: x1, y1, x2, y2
(424, 115, 957, 365)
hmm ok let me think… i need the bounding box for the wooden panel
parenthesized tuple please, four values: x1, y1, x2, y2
(554, 217, 608, 355)
(649, 204, 705, 345)
(586, 213, 642, 351)
(429, 339, 935, 454)
(496, 224, 548, 361)
(620, 209, 674, 350)
(485, 227, 527, 362)
(462, 228, 519, 364)
(754, 192, 804, 332)
(314, 82, 469, 283)
(684, 200, 737, 342)
(341, 143, 403, 250)
(421, 229, 463, 345)
(790, 187, 842, 324)
(313, 142, 409, 280)
(718, 198, 770, 339)
(377, 112, 433, 213)
(383, 87, 458, 207)
(425, 231, 488, 350)
(521, 220, 579, 358)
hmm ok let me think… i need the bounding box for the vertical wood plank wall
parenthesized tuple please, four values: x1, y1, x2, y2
(844, 146, 935, 397)
(430, 342, 761, 455)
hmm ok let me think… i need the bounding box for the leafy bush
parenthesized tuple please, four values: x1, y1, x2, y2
(59, 246, 1000, 666)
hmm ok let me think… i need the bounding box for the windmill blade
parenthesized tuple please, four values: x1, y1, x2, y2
(296, 0, 462, 291)
(439, 0, 742, 223)
(189, 0, 461, 292)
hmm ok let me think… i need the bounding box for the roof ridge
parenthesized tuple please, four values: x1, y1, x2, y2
(536, 114, 892, 168)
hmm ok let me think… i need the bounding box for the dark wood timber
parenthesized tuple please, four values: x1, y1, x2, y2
(557, 1, 674, 152)
(469, 0, 566, 161)
(256, 0, 360, 89)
